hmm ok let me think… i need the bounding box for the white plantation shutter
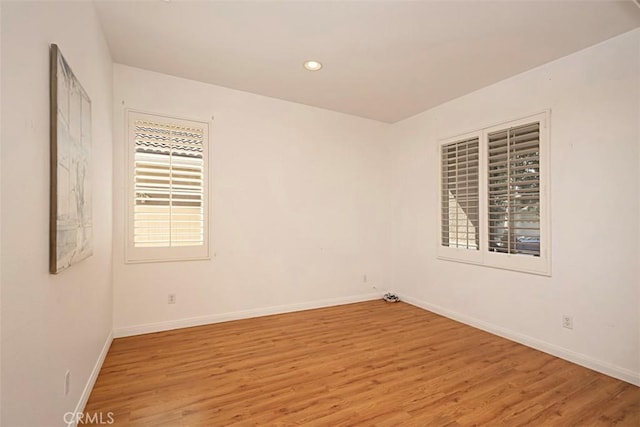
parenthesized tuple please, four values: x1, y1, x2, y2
(437, 112, 550, 275)
(487, 122, 540, 256)
(127, 111, 209, 262)
(441, 137, 480, 249)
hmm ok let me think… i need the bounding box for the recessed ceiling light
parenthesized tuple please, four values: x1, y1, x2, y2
(303, 60, 323, 71)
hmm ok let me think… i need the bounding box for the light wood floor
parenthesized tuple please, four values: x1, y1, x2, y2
(85, 301, 639, 426)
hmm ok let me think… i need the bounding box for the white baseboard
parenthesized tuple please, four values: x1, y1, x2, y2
(113, 293, 380, 338)
(68, 331, 113, 427)
(400, 294, 640, 387)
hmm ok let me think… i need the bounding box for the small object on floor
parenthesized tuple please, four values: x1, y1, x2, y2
(383, 293, 400, 303)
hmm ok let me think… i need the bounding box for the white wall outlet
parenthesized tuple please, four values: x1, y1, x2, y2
(168, 294, 176, 304)
(562, 315, 573, 329)
(64, 370, 70, 396)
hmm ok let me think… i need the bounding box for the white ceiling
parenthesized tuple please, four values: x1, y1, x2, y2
(94, 0, 640, 123)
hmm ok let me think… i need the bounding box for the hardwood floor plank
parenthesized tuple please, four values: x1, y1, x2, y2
(84, 301, 640, 425)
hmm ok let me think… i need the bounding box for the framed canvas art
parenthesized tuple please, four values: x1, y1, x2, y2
(49, 44, 93, 273)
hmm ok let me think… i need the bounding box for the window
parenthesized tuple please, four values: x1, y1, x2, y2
(487, 122, 540, 256)
(438, 112, 550, 275)
(440, 134, 482, 264)
(126, 111, 209, 263)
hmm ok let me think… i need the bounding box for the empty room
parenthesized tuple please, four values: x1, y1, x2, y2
(1, 0, 639, 426)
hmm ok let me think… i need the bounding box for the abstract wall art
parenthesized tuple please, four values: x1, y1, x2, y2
(50, 44, 93, 273)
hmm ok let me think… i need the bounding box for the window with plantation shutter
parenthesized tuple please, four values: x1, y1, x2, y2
(487, 122, 540, 256)
(438, 112, 550, 275)
(126, 111, 209, 262)
(441, 136, 480, 250)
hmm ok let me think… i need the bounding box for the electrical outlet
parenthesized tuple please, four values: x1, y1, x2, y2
(562, 315, 573, 329)
(64, 370, 70, 396)
(168, 294, 176, 304)
(363, 274, 367, 283)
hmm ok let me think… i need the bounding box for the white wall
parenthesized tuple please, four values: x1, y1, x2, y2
(390, 29, 640, 385)
(113, 65, 391, 336)
(0, 2, 113, 426)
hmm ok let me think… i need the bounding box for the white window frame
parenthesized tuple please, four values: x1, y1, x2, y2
(125, 110, 211, 263)
(437, 111, 551, 276)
